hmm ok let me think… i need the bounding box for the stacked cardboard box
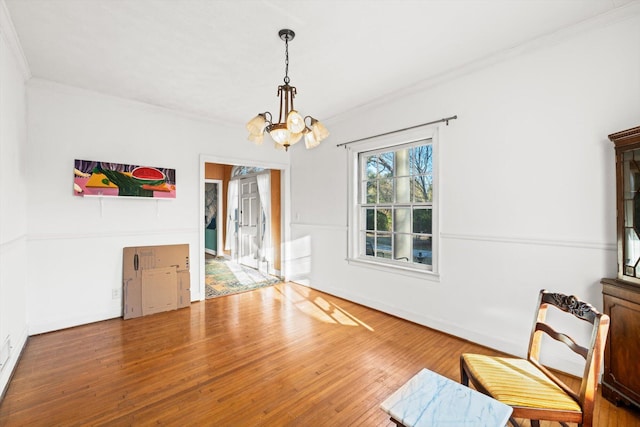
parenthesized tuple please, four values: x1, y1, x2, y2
(122, 244, 190, 319)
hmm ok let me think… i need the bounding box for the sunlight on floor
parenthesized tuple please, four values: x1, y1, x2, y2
(274, 284, 374, 331)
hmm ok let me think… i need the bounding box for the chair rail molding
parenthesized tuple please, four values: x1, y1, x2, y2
(441, 232, 615, 251)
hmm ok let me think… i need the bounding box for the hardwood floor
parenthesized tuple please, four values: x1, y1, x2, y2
(1, 282, 639, 426)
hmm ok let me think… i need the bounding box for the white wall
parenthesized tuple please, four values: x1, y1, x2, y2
(2, 2, 637, 393)
(290, 12, 640, 375)
(0, 2, 28, 397)
(25, 80, 288, 334)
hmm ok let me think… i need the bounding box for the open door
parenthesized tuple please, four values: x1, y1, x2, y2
(238, 176, 261, 269)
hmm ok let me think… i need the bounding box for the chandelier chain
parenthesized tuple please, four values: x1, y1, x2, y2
(284, 34, 290, 85)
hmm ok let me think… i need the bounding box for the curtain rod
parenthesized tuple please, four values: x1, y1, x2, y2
(335, 115, 458, 148)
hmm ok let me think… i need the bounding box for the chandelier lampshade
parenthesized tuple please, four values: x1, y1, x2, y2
(247, 132, 264, 145)
(246, 114, 267, 136)
(286, 110, 305, 133)
(246, 29, 328, 151)
(310, 118, 329, 141)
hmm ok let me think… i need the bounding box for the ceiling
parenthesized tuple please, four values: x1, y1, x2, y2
(4, 0, 636, 126)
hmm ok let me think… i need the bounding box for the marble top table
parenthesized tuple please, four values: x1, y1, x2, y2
(380, 368, 513, 427)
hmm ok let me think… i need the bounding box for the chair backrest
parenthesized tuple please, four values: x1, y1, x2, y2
(526, 289, 610, 426)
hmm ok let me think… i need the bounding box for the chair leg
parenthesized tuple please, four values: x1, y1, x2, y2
(531, 421, 540, 427)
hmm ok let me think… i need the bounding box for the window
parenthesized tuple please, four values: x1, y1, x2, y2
(231, 165, 266, 177)
(347, 127, 438, 276)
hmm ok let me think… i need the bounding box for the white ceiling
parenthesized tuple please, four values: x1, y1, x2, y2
(4, 0, 636, 126)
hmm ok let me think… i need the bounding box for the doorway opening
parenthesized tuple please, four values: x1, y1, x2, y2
(201, 160, 284, 300)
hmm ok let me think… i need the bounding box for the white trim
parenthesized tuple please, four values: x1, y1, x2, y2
(28, 228, 196, 241)
(0, 326, 28, 398)
(0, 0, 31, 80)
(26, 78, 238, 127)
(346, 125, 440, 275)
(347, 258, 440, 281)
(326, 1, 640, 125)
(441, 232, 616, 251)
(0, 234, 26, 251)
(28, 310, 121, 335)
(301, 282, 583, 377)
(291, 222, 346, 231)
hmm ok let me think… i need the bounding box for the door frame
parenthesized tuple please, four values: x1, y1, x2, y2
(204, 179, 224, 256)
(198, 154, 290, 302)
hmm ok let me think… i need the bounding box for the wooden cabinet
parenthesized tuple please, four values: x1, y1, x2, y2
(601, 279, 640, 407)
(601, 126, 640, 409)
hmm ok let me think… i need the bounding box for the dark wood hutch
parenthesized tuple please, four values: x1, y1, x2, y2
(601, 125, 640, 409)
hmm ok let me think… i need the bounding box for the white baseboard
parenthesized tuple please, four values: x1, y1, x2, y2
(28, 309, 122, 335)
(301, 282, 585, 377)
(0, 326, 29, 400)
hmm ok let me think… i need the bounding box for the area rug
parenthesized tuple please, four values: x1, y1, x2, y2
(205, 257, 281, 298)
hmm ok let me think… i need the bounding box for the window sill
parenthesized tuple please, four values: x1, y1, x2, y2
(346, 257, 440, 282)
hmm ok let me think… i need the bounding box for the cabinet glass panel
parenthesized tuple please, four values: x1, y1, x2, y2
(622, 149, 640, 279)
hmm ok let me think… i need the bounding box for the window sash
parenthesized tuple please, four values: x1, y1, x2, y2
(346, 125, 439, 277)
(356, 139, 433, 270)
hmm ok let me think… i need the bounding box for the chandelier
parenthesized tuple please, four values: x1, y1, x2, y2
(246, 29, 329, 151)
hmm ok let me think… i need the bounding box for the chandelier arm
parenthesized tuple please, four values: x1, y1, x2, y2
(289, 86, 296, 113)
(276, 86, 285, 124)
(264, 111, 273, 127)
(284, 86, 289, 122)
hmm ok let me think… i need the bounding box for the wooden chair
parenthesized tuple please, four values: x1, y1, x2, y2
(460, 289, 610, 427)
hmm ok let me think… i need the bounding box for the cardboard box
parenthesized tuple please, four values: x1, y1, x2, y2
(177, 270, 191, 309)
(142, 267, 178, 315)
(123, 275, 143, 319)
(122, 244, 190, 319)
(123, 243, 189, 278)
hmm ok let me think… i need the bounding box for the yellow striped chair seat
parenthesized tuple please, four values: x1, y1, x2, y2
(461, 354, 581, 412)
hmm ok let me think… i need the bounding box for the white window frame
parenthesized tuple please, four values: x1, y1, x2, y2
(347, 126, 439, 279)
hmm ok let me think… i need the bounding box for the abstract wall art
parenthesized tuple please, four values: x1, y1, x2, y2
(73, 159, 176, 198)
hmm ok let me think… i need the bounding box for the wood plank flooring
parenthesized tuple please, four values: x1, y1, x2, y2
(1, 282, 639, 426)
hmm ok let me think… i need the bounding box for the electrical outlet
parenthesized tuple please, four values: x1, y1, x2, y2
(112, 288, 120, 299)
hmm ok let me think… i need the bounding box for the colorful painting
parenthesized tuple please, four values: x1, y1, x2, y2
(73, 159, 176, 198)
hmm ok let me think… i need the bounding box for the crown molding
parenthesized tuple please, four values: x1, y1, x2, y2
(27, 77, 245, 129)
(328, 1, 640, 125)
(0, 0, 31, 80)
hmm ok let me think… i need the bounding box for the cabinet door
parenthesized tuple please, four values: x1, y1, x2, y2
(619, 149, 640, 281)
(603, 293, 640, 405)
